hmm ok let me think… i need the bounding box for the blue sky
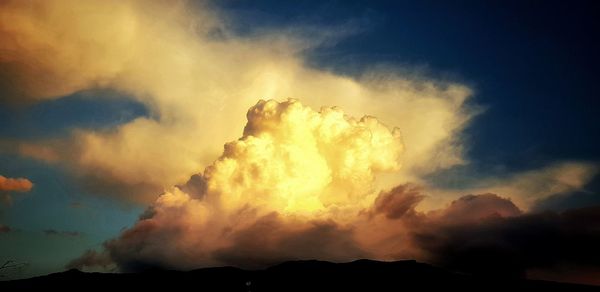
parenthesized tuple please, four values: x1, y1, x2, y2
(1, 0, 599, 280)
(219, 0, 600, 171)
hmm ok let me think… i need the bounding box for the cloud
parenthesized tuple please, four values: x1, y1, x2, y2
(65, 249, 112, 270)
(372, 184, 424, 219)
(410, 204, 600, 282)
(205, 99, 403, 216)
(423, 162, 598, 211)
(87, 179, 600, 285)
(0, 175, 33, 206)
(61, 99, 598, 285)
(428, 193, 522, 224)
(481, 162, 597, 208)
(532, 187, 600, 212)
(540, 191, 600, 211)
(101, 99, 400, 271)
(360, 191, 600, 285)
(43, 229, 82, 237)
(4, 0, 598, 285)
(1, 0, 474, 203)
(355, 191, 600, 284)
(212, 215, 368, 269)
(0, 175, 33, 192)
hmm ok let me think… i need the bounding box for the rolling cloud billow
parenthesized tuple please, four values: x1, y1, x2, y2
(66, 99, 599, 286)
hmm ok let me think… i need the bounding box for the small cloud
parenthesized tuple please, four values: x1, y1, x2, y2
(0, 175, 33, 192)
(17, 143, 60, 163)
(0, 175, 33, 207)
(43, 229, 82, 237)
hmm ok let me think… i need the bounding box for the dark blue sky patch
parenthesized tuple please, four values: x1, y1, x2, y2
(217, 0, 600, 173)
(0, 89, 148, 139)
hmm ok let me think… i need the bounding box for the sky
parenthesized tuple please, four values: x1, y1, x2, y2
(1, 0, 599, 285)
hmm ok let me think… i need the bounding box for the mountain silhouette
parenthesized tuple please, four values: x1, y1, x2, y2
(1, 259, 598, 291)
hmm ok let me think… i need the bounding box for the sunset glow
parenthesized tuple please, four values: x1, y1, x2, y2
(1, 0, 599, 287)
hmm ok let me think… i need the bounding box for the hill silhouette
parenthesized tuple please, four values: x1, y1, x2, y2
(1, 259, 598, 291)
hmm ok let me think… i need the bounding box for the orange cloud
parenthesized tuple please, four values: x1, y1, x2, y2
(90, 100, 589, 278)
(0, 175, 33, 192)
(0, 175, 33, 206)
(99, 99, 402, 270)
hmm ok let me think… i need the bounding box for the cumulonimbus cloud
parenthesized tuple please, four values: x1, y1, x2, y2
(2, 0, 598, 284)
(63, 100, 597, 287)
(101, 99, 402, 270)
(0, 0, 473, 203)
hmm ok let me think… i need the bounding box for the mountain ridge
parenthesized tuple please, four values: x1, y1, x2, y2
(2, 259, 598, 291)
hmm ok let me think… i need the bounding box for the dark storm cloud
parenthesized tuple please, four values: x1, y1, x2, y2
(104, 212, 369, 272)
(213, 213, 369, 269)
(102, 217, 189, 272)
(70, 189, 600, 285)
(367, 190, 600, 284)
(410, 203, 600, 278)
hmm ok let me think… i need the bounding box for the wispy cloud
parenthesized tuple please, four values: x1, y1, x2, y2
(43, 229, 82, 237)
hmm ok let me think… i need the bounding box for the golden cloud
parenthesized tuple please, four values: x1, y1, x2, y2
(3, 1, 597, 283)
(101, 99, 401, 269)
(0, 0, 473, 202)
